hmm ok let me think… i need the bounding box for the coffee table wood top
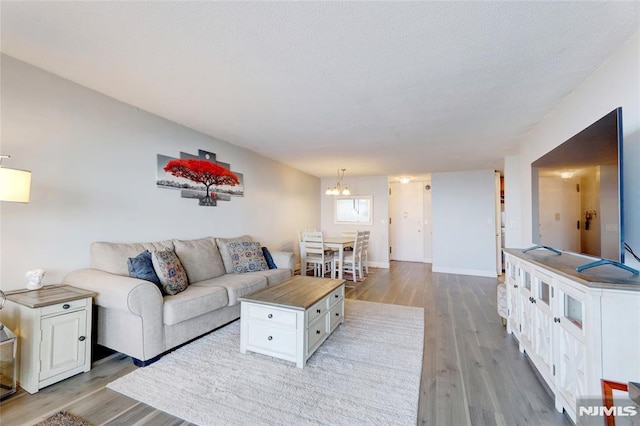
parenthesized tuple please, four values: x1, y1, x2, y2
(239, 276, 345, 310)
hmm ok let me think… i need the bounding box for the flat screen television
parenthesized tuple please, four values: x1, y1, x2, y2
(530, 107, 630, 272)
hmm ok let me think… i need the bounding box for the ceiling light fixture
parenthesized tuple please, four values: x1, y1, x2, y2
(0, 155, 32, 203)
(559, 170, 575, 179)
(325, 168, 350, 196)
(398, 176, 413, 184)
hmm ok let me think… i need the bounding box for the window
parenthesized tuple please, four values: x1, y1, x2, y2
(334, 196, 372, 225)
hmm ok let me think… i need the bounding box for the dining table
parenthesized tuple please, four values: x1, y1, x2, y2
(322, 236, 354, 280)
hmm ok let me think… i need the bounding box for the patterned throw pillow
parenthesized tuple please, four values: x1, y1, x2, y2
(151, 248, 189, 295)
(261, 246, 278, 269)
(227, 241, 268, 274)
(127, 250, 162, 288)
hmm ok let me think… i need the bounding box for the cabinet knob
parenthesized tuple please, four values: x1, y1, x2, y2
(78, 336, 86, 342)
(267, 336, 273, 341)
(554, 317, 561, 323)
(316, 309, 321, 314)
(63, 304, 70, 309)
(514, 285, 518, 288)
(335, 313, 339, 317)
(267, 314, 273, 319)
(335, 294, 339, 298)
(316, 330, 321, 335)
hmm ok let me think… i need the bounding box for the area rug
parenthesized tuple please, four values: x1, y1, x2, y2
(107, 299, 424, 425)
(35, 411, 92, 426)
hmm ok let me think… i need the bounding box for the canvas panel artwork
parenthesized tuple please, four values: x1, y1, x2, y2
(157, 149, 244, 207)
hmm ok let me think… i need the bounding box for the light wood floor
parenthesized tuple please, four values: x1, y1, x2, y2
(0, 261, 572, 425)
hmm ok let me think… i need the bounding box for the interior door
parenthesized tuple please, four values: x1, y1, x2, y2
(389, 182, 424, 262)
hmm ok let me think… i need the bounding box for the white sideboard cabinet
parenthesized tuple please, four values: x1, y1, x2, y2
(503, 249, 640, 423)
(2, 285, 96, 394)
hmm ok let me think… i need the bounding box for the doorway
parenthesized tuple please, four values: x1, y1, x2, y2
(388, 181, 432, 262)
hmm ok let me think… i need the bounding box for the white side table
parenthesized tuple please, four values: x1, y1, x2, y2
(2, 285, 96, 394)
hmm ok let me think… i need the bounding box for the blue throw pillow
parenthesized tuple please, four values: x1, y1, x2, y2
(127, 250, 162, 287)
(262, 246, 277, 269)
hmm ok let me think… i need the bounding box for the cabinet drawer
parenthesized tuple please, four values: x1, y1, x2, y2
(307, 316, 328, 355)
(41, 298, 88, 317)
(329, 300, 344, 331)
(307, 297, 329, 326)
(247, 323, 297, 358)
(247, 304, 297, 329)
(328, 286, 344, 307)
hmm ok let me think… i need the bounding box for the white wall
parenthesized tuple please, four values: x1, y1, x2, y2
(512, 32, 640, 270)
(504, 155, 522, 249)
(431, 169, 497, 277)
(320, 175, 389, 268)
(0, 55, 320, 291)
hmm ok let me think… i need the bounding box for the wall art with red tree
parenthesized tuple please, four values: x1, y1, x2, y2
(156, 149, 244, 207)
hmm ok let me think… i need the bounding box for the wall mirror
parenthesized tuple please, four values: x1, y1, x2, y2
(334, 196, 372, 225)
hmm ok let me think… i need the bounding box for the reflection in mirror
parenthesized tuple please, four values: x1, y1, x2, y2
(335, 196, 372, 225)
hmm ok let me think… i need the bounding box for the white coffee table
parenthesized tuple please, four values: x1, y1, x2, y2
(239, 276, 345, 368)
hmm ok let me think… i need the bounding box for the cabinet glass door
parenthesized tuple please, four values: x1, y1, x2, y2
(564, 294, 583, 329)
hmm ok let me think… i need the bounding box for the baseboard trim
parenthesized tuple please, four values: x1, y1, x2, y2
(431, 266, 497, 278)
(368, 261, 390, 269)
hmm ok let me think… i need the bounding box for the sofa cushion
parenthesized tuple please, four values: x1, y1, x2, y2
(227, 241, 268, 274)
(262, 247, 277, 269)
(192, 273, 267, 306)
(91, 240, 174, 276)
(163, 286, 229, 325)
(215, 235, 252, 274)
(247, 268, 292, 286)
(152, 248, 189, 295)
(173, 237, 226, 283)
(127, 250, 162, 287)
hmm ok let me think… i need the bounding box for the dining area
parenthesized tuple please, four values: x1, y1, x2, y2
(298, 230, 370, 283)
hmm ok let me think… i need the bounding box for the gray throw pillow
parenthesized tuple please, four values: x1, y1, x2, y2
(151, 248, 189, 295)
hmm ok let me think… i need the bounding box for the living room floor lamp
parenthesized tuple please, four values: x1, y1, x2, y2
(0, 155, 31, 203)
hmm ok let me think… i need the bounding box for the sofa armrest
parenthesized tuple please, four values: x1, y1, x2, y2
(63, 268, 163, 314)
(269, 251, 296, 273)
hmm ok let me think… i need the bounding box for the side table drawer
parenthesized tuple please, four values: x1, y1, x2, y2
(41, 298, 88, 317)
(247, 304, 297, 329)
(247, 322, 297, 358)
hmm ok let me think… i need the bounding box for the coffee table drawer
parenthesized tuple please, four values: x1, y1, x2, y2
(329, 300, 344, 331)
(247, 322, 297, 358)
(307, 317, 328, 355)
(328, 287, 344, 307)
(247, 304, 297, 329)
(307, 297, 329, 326)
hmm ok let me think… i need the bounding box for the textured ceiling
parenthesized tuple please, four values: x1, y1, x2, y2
(1, 2, 638, 178)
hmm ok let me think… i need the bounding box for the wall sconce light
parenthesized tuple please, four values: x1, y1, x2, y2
(325, 168, 350, 195)
(0, 155, 32, 203)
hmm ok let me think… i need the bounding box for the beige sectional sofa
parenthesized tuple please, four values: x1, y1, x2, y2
(63, 236, 295, 366)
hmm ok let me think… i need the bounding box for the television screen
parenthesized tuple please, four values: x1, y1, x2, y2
(531, 107, 623, 263)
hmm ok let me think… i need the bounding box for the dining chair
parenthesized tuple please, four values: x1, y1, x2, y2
(341, 230, 357, 251)
(360, 230, 370, 275)
(301, 231, 333, 277)
(333, 230, 364, 282)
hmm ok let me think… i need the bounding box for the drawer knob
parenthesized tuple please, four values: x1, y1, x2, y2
(335, 294, 339, 298)
(63, 304, 71, 309)
(78, 336, 86, 342)
(316, 309, 321, 314)
(267, 336, 273, 341)
(267, 314, 273, 319)
(316, 330, 321, 335)
(335, 313, 339, 317)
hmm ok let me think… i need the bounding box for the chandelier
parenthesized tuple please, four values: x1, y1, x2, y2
(325, 168, 350, 196)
